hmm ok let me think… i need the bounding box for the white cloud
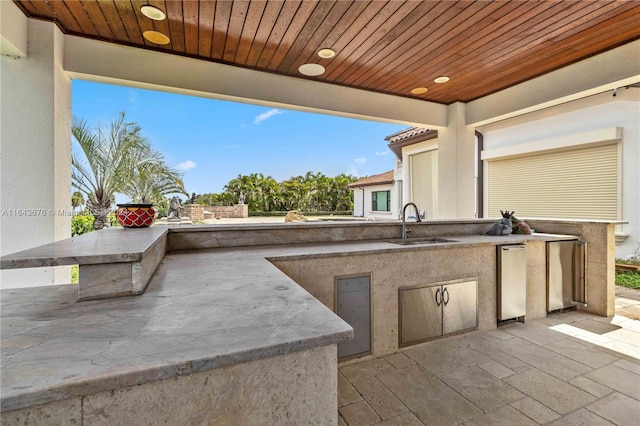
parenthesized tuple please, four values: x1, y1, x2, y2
(176, 160, 197, 171)
(346, 164, 359, 177)
(375, 150, 390, 156)
(254, 108, 284, 124)
(127, 90, 138, 103)
(355, 157, 367, 164)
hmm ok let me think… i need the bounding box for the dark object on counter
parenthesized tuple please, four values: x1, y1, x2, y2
(511, 214, 532, 234)
(487, 210, 514, 236)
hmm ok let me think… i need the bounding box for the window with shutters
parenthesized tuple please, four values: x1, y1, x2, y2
(487, 143, 619, 220)
(409, 149, 438, 219)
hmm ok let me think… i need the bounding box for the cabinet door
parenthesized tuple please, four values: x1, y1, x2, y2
(337, 276, 371, 359)
(442, 280, 477, 335)
(400, 286, 442, 345)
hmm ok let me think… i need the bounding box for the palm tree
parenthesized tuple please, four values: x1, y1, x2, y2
(72, 112, 173, 229)
(121, 146, 187, 204)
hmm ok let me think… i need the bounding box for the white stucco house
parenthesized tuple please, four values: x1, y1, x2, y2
(348, 170, 397, 220)
(387, 89, 639, 258)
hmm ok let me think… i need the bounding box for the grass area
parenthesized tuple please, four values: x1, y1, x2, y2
(616, 272, 640, 290)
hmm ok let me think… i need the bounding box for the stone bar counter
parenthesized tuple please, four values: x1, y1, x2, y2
(0, 218, 621, 424)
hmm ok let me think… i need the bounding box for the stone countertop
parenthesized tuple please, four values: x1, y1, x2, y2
(0, 227, 168, 269)
(262, 232, 579, 261)
(0, 231, 579, 412)
(0, 244, 354, 412)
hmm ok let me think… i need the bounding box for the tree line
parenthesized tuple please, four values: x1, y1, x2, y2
(196, 172, 357, 213)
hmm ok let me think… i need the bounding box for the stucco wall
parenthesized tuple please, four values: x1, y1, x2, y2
(479, 89, 640, 258)
(0, 18, 71, 288)
(352, 183, 397, 220)
(2, 344, 338, 425)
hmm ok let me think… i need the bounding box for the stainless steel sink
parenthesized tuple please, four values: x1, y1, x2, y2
(389, 238, 458, 246)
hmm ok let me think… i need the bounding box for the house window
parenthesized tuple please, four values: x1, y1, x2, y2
(372, 190, 391, 212)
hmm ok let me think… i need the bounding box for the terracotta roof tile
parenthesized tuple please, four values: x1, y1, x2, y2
(348, 170, 394, 188)
(385, 127, 431, 142)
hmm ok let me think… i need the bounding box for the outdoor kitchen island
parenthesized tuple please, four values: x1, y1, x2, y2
(0, 219, 620, 424)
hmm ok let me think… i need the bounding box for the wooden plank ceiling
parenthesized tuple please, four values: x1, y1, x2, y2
(14, 0, 640, 104)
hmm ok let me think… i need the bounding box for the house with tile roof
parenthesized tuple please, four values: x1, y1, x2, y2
(386, 127, 439, 221)
(348, 170, 398, 220)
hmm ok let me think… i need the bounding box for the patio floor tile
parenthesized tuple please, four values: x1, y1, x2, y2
(463, 405, 537, 426)
(350, 376, 407, 420)
(548, 408, 613, 425)
(504, 368, 596, 414)
(502, 321, 569, 346)
(339, 400, 379, 426)
(568, 376, 613, 398)
(338, 295, 639, 426)
(338, 372, 361, 407)
(510, 397, 561, 424)
(376, 412, 423, 425)
(586, 392, 640, 425)
(613, 358, 640, 374)
(340, 358, 393, 382)
(439, 366, 525, 411)
(477, 360, 515, 379)
(472, 342, 532, 371)
(493, 338, 593, 381)
(543, 337, 619, 368)
(382, 352, 415, 370)
(584, 364, 640, 401)
(377, 365, 482, 425)
(403, 339, 490, 378)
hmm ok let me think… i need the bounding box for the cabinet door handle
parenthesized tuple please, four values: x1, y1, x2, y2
(443, 287, 450, 306)
(435, 288, 442, 307)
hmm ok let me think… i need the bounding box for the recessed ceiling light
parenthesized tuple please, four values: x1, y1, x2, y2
(434, 76, 450, 84)
(298, 63, 326, 76)
(410, 87, 428, 95)
(140, 5, 166, 20)
(143, 30, 170, 45)
(317, 48, 336, 59)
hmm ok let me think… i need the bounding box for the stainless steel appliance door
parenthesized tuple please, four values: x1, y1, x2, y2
(442, 280, 477, 335)
(400, 286, 442, 345)
(547, 241, 576, 311)
(337, 276, 371, 359)
(498, 245, 527, 320)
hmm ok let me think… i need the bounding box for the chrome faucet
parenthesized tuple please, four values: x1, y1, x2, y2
(401, 202, 422, 239)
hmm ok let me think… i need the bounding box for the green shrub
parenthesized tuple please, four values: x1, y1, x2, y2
(71, 265, 79, 284)
(616, 272, 640, 290)
(248, 210, 353, 217)
(109, 212, 119, 227)
(72, 215, 94, 236)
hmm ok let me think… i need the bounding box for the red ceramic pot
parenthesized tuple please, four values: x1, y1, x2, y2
(115, 204, 157, 228)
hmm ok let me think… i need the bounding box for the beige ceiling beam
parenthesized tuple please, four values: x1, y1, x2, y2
(63, 35, 447, 128)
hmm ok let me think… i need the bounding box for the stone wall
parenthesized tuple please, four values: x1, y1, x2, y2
(202, 204, 248, 219)
(182, 204, 204, 221)
(2, 345, 337, 425)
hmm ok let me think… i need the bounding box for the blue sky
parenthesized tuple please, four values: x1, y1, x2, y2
(72, 80, 406, 195)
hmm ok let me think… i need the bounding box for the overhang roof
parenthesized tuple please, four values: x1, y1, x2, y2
(13, 1, 640, 105)
(386, 128, 438, 159)
(348, 170, 394, 189)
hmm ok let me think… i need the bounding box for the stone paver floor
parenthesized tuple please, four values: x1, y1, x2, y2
(338, 288, 640, 425)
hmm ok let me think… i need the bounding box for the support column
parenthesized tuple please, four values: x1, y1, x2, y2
(437, 102, 476, 218)
(1, 15, 72, 288)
